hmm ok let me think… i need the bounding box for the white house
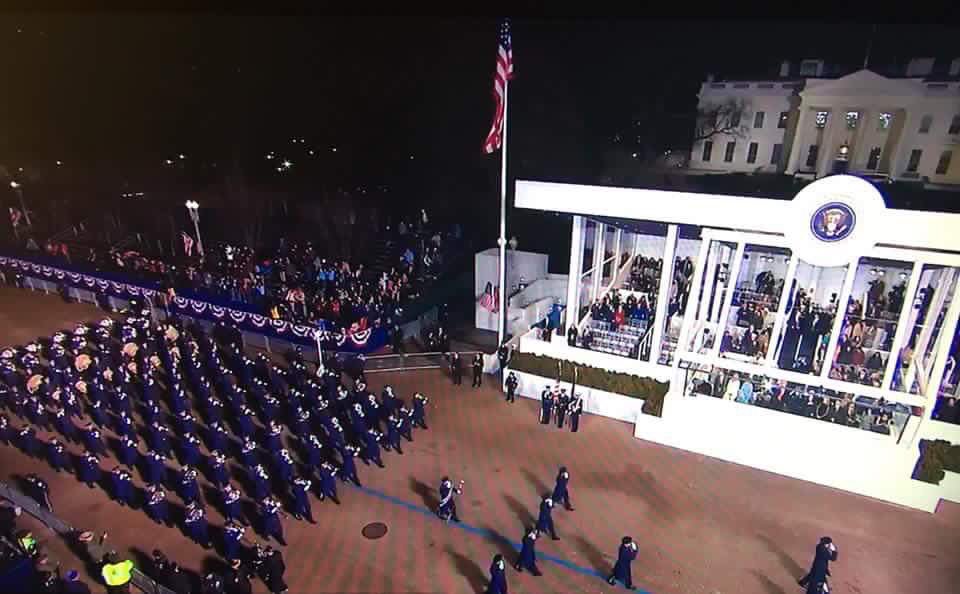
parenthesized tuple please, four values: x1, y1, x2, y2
(687, 58, 960, 188)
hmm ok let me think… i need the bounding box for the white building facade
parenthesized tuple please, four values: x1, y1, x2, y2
(513, 175, 960, 512)
(688, 58, 960, 188)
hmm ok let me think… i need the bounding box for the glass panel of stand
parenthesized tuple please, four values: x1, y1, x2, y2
(619, 232, 665, 361)
(686, 241, 737, 355)
(828, 258, 912, 387)
(891, 265, 960, 396)
(658, 238, 700, 365)
(932, 319, 960, 425)
(719, 245, 792, 363)
(774, 261, 848, 376)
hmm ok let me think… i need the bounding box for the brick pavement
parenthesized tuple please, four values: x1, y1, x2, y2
(1, 286, 959, 594)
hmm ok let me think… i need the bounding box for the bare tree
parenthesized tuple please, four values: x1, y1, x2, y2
(693, 98, 751, 143)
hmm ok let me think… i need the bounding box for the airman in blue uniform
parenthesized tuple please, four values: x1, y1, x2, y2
(77, 450, 101, 488)
(178, 465, 201, 503)
(110, 466, 135, 507)
(209, 450, 230, 487)
(607, 536, 638, 589)
(384, 414, 404, 454)
(143, 449, 166, 485)
(224, 520, 246, 561)
(47, 437, 68, 472)
(552, 466, 574, 511)
(412, 393, 428, 429)
(486, 554, 508, 594)
(362, 429, 385, 468)
(145, 483, 171, 526)
(317, 462, 340, 504)
(117, 434, 139, 468)
(514, 527, 542, 575)
(250, 464, 271, 500)
(339, 445, 362, 487)
(290, 476, 315, 523)
(222, 482, 244, 524)
(81, 422, 105, 455)
(259, 496, 286, 546)
(178, 433, 203, 467)
(240, 437, 258, 468)
(53, 406, 78, 443)
(536, 496, 559, 540)
(184, 501, 212, 548)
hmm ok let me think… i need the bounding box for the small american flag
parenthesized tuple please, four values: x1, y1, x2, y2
(483, 19, 514, 154)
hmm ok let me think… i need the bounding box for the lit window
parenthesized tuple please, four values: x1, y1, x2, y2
(878, 112, 893, 130)
(777, 112, 789, 129)
(815, 111, 828, 129)
(845, 111, 860, 129)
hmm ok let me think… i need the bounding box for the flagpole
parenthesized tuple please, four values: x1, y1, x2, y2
(497, 78, 509, 347)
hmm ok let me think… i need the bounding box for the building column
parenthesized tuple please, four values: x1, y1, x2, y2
(881, 261, 923, 391)
(765, 254, 800, 366)
(817, 110, 842, 179)
(785, 106, 811, 173)
(613, 229, 623, 277)
(650, 225, 678, 364)
(819, 261, 859, 380)
(564, 216, 585, 332)
(591, 223, 605, 301)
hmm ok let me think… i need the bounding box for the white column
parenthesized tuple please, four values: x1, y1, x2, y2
(921, 281, 960, 421)
(906, 269, 956, 392)
(710, 243, 745, 358)
(766, 255, 800, 366)
(881, 261, 924, 390)
(709, 244, 733, 323)
(564, 216, 585, 332)
(613, 228, 623, 277)
(699, 241, 720, 322)
(819, 260, 859, 379)
(592, 223, 605, 298)
(650, 225, 678, 364)
(633, 231, 641, 258)
(785, 107, 811, 173)
(817, 110, 842, 179)
(674, 238, 712, 368)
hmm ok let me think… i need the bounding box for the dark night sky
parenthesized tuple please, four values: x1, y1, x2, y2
(1, 16, 957, 193)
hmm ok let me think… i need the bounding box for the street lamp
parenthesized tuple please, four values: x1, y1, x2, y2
(184, 200, 204, 257)
(9, 181, 31, 227)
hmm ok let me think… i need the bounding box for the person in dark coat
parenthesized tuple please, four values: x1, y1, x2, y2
(47, 437, 69, 472)
(317, 462, 340, 504)
(450, 352, 462, 385)
(798, 537, 838, 589)
(412, 393, 429, 429)
(536, 496, 559, 540)
(505, 372, 518, 403)
(362, 429, 385, 468)
(569, 395, 583, 432)
(77, 450, 101, 488)
(259, 496, 287, 546)
(184, 501, 212, 548)
(384, 413, 404, 455)
(539, 389, 553, 425)
(472, 353, 483, 387)
(224, 560, 253, 594)
(552, 466, 574, 510)
(555, 389, 570, 428)
(486, 553, 508, 594)
(81, 423, 105, 455)
(144, 484, 171, 526)
(513, 527, 541, 575)
(262, 547, 287, 594)
(290, 476, 315, 523)
(607, 536, 638, 589)
(223, 521, 246, 562)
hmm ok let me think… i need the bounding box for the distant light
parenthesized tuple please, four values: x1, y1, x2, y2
(56, 160, 63, 166)
(276, 167, 283, 172)
(291, 138, 298, 143)
(179, 154, 186, 160)
(409, 155, 414, 160)
(331, 147, 337, 153)
(300, 138, 305, 143)
(17, 167, 23, 172)
(281, 160, 292, 169)
(165, 159, 174, 165)
(266, 153, 274, 160)
(308, 150, 315, 156)
(185, 200, 199, 209)
(10, 181, 20, 189)
(632, 153, 638, 158)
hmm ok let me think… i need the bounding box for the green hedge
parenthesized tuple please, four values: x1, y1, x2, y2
(914, 439, 960, 484)
(507, 352, 670, 417)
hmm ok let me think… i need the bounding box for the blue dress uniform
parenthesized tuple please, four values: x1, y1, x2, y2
(26, 398, 48, 430)
(53, 407, 78, 443)
(261, 395, 280, 424)
(88, 398, 108, 428)
(539, 390, 554, 424)
(207, 421, 230, 454)
(176, 410, 196, 435)
(178, 434, 202, 467)
(17, 425, 39, 457)
(112, 390, 132, 417)
(514, 528, 541, 575)
(143, 450, 166, 485)
(318, 462, 340, 504)
(114, 411, 135, 438)
(184, 502, 212, 548)
(350, 403, 368, 434)
(77, 451, 101, 488)
(327, 421, 346, 450)
(222, 483, 244, 524)
(0, 415, 9, 446)
(142, 401, 162, 427)
(250, 465, 271, 500)
(398, 408, 414, 441)
(291, 408, 310, 438)
(145, 484, 171, 526)
(437, 478, 461, 523)
(339, 446, 362, 487)
(607, 537, 638, 589)
(265, 421, 283, 454)
(569, 397, 583, 432)
(385, 415, 404, 455)
(362, 430, 385, 468)
(110, 467, 134, 507)
(303, 434, 324, 468)
(290, 476, 315, 523)
(148, 422, 172, 458)
(209, 451, 230, 486)
(798, 537, 838, 591)
(47, 438, 68, 472)
(412, 393, 428, 429)
(178, 466, 201, 503)
(240, 437, 259, 468)
(117, 435, 140, 468)
(486, 554, 508, 594)
(235, 406, 255, 439)
(223, 521, 246, 561)
(536, 496, 559, 539)
(552, 467, 574, 511)
(259, 497, 286, 545)
(274, 450, 295, 483)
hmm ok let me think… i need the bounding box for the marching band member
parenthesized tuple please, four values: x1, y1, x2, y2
(184, 500, 212, 548)
(178, 465, 201, 504)
(318, 461, 341, 504)
(145, 483, 171, 526)
(47, 437, 68, 472)
(259, 495, 287, 546)
(362, 429, 385, 468)
(291, 476, 315, 523)
(798, 537, 838, 592)
(251, 464, 272, 500)
(514, 526, 542, 575)
(536, 495, 559, 540)
(223, 520, 246, 562)
(77, 449, 101, 488)
(437, 476, 463, 523)
(143, 449, 166, 485)
(607, 536, 639, 589)
(221, 482, 244, 525)
(209, 450, 230, 487)
(412, 393, 428, 429)
(110, 466, 134, 507)
(81, 422, 105, 455)
(385, 413, 404, 455)
(486, 554, 508, 594)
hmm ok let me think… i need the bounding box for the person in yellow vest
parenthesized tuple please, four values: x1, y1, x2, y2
(101, 551, 134, 594)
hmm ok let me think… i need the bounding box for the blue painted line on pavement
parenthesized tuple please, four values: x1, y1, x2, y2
(351, 483, 653, 593)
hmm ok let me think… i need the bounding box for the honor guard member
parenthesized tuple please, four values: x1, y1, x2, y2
(53, 406, 78, 443)
(514, 527, 542, 575)
(317, 462, 340, 504)
(274, 449, 295, 483)
(239, 437, 259, 468)
(339, 445, 362, 487)
(450, 352, 462, 386)
(223, 520, 246, 562)
(472, 353, 483, 387)
(209, 451, 230, 487)
(607, 536, 639, 589)
(25, 473, 52, 511)
(412, 393, 428, 429)
(207, 421, 230, 454)
(178, 465, 201, 504)
(110, 466, 134, 507)
(116, 435, 139, 468)
(144, 449, 166, 485)
(251, 464, 272, 500)
(16, 425, 39, 457)
(265, 421, 283, 454)
(184, 501, 212, 548)
(77, 450, 101, 488)
(222, 483, 244, 524)
(486, 554, 508, 594)
(539, 389, 554, 425)
(536, 495, 559, 540)
(178, 433, 203, 467)
(798, 537, 838, 590)
(555, 389, 570, 428)
(82, 422, 106, 455)
(437, 477, 462, 523)
(569, 394, 583, 432)
(145, 484, 171, 526)
(385, 413, 404, 454)
(362, 429, 385, 468)
(259, 496, 287, 546)
(47, 437, 69, 472)
(552, 466, 574, 511)
(303, 434, 324, 468)
(505, 372, 518, 403)
(290, 476, 315, 523)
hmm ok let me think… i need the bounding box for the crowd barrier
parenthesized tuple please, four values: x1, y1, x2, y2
(0, 481, 174, 594)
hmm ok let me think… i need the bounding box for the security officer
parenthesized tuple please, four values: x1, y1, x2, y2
(412, 393, 428, 429)
(110, 466, 134, 507)
(317, 462, 340, 504)
(450, 352, 462, 385)
(47, 437, 69, 473)
(472, 353, 483, 387)
(184, 501, 212, 548)
(259, 496, 287, 546)
(536, 495, 559, 540)
(607, 536, 639, 590)
(117, 435, 139, 468)
(514, 526, 541, 575)
(552, 466, 574, 511)
(221, 482, 245, 525)
(223, 520, 246, 562)
(798, 537, 838, 591)
(487, 553, 508, 594)
(539, 388, 553, 425)
(339, 445, 362, 487)
(209, 450, 230, 487)
(555, 389, 570, 428)
(505, 372, 518, 403)
(290, 476, 315, 523)
(145, 484, 171, 526)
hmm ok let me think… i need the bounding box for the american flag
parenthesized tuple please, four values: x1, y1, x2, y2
(483, 19, 514, 154)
